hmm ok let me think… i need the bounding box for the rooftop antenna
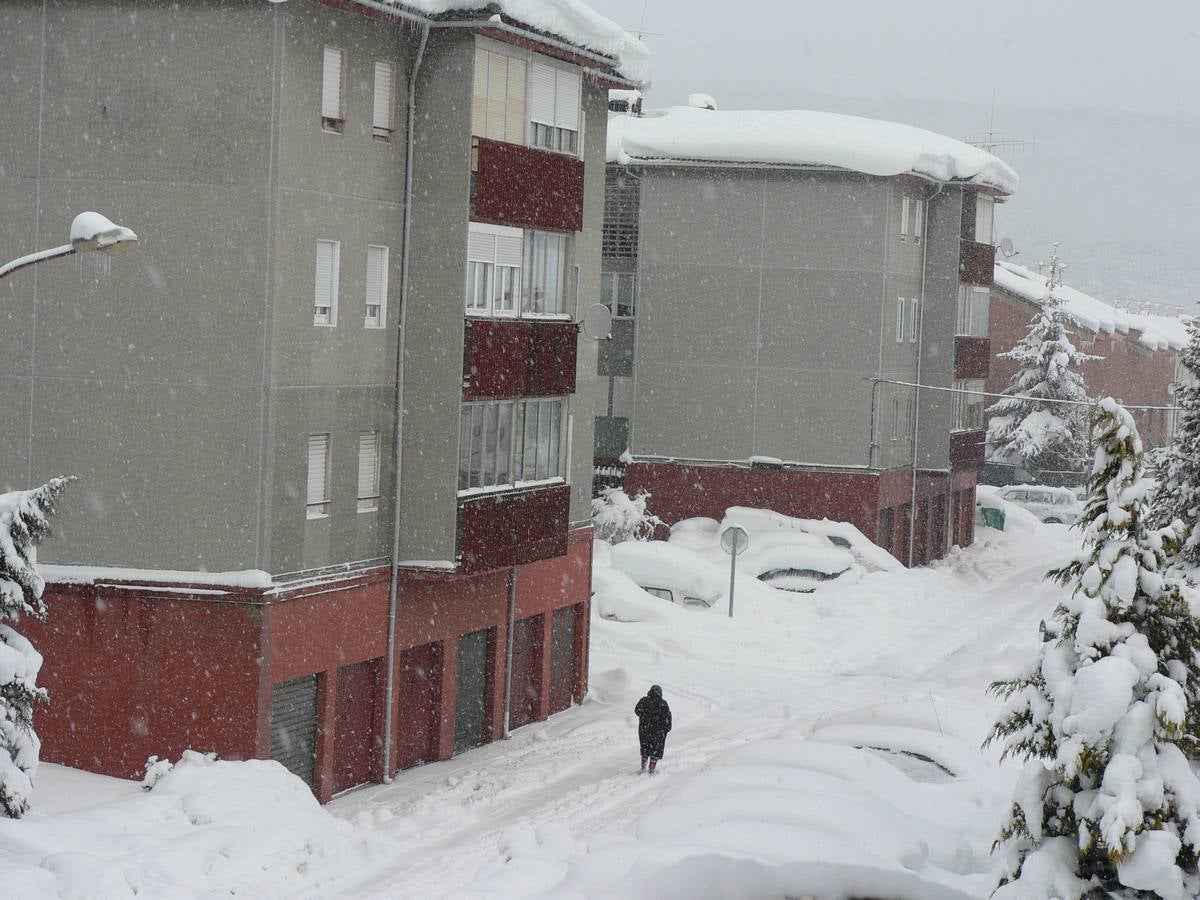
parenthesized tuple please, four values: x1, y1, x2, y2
(966, 93, 1033, 155)
(624, 0, 663, 41)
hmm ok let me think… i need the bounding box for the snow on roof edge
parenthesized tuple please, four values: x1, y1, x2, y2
(606, 105, 1017, 194)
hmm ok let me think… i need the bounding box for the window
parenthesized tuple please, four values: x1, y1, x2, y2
(905, 397, 914, 437)
(466, 223, 522, 316)
(321, 47, 345, 133)
(365, 245, 388, 328)
(895, 297, 905, 343)
(913, 199, 923, 242)
(372, 61, 396, 141)
(530, 61, 581, 156)
(314, 240, 340, 326)
(307, 434, 331, 519)
(472, 48, 527, 145)
(357, 431, 380, 513)
(900, 196, 910, 239)
(975, 195, 994, 244)
(890, 396, 900, 440)
(952, 379, 986, 431)
(909, 297, 919, 343)
(458, 398, 566, 492)
(601, 272, 636, 318)
(611, 376, 633, 419)
(956, 285, 989, 336)
(523, 231, 568, 315)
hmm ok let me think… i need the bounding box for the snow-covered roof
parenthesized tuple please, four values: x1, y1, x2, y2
(355, 1, 649, 83)
(606, 105, 1018, 194)
(993, 260, 1189, 351)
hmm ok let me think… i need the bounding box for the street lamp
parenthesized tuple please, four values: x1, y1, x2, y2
(0, 212, 139, 280)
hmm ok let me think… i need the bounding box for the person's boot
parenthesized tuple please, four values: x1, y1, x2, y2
(640, 756, 647, 772)
(648, 758, 657, 775)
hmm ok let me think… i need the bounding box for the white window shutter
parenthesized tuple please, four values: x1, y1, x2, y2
(314, 240, 338, 324)
(322, 47, 343, 120)
(495, 233, 523, 268)
(373, 61, 394, 133)
(467, 225, 497, 263)
(554, 69, 581, 131)
(365, 245, 388, 326)
(530, 61, 556, 126)
(357, 431, 379, 508)
(307, 434, 330, 509)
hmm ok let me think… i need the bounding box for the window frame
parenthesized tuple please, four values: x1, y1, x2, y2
(321, 46, 346, 134)
(365, 244, 389, 329)
(372, 60, 396, 142)
(465, 222, 523, 318)
(522, 230, 570, 318)
(357, 430, 381, 513)
(900, 195, 910, 240)
(306, 433, 332, 520)
(457, 397, 568, 495)
(913, 198, 923, 243)
(601, 271, 636, 319)
(909, 297, 919, 343)
(314, 239, 340, 327)
(895, 296, 905, 343)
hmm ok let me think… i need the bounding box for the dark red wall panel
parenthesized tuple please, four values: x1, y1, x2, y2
(472, 138, 584, 233)
(458, 484, 571, 573)
(960, 240, 996, 286)
(954, 336, 992, 380)
(950, 429, 986, 471)
(463, 319, 577, 400)
(333, 659, 379, 794)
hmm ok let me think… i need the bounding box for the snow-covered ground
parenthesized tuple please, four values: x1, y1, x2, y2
(0, 520, 1079, 899)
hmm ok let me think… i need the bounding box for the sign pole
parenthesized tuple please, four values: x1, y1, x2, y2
(728, 543, 736, 618)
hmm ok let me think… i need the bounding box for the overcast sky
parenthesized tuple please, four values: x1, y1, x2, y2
(595, 0, 1200, 308)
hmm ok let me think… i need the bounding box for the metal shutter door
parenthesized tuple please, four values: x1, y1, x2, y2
(549, 606, 576, 714)
(270, 675, 318, 786)
(454, 629, 489, 753)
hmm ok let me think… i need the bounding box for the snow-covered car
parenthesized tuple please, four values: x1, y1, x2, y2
(998, 485, 1082, 525)
(608, 540, 725, 611)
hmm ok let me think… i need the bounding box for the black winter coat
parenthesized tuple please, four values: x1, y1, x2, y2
(635, 692, 672, 758)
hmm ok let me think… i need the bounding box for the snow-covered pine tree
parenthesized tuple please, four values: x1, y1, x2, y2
(987, 399, 1200, 899)
(987, 254, 1097, 474)
(1151, 317, 1200, 566)
(0, 477, 71, 818)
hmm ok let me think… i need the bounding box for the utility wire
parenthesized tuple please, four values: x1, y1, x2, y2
(868, 377, 1178, 413)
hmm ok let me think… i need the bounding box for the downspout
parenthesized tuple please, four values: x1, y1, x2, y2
(503, 569, 517, 737)
(907, 184, 943, 567)
(382, 22, 429, 783)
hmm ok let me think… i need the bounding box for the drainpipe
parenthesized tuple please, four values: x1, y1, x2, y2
(382, 22, 429, 784)
(907, 184, 943, 567)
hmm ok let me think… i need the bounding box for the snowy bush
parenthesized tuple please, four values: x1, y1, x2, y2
(986, 399, 1200, 898)
(987, 256, 1097, 474)
(591, 487, 664, 544)
(1151, 317, 1200, 567)
(0, 477, 72, 818)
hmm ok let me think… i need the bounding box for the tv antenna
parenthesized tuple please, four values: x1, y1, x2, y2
(966, 94, 1033, 155)
(624, 0, 663, 40)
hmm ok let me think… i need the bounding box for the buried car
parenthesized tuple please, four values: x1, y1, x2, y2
(998, 484, 1082, 525)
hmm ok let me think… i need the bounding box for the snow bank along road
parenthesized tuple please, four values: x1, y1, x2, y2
(3, 522, 1074, 898)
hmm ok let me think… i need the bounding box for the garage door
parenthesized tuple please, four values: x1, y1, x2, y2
(397, 641, 442, 770)
(270, 675, 318, 786)
(509, 615, 543, 730)
(455, 629, 490, 753)
(549, 606, 576, 714)
(334, 660, 378, 794)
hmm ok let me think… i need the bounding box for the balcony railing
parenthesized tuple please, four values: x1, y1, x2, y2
(457, 484, 571, 573)
(463, 318, 578, 400)
(959, 240, 995, 286)
(471, 137, 585, 233)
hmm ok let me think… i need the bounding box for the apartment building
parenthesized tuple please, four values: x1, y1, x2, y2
(596, 98, 1016, 565)
(1, 0, 641, 801)
(989, 260, 1188, 449)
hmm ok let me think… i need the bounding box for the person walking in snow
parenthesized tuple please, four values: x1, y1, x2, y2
(635, 685, 672, 774)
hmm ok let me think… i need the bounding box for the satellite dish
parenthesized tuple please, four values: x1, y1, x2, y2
(999, 237, 1016, 258)
(580, 303, 613, 340)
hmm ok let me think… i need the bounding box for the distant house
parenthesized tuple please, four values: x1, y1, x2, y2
(597, 95, 1018, 565)
(989, 260, 1188, 448)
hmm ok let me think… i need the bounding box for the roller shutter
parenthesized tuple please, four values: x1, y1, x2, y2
(270, 675, 318, 786)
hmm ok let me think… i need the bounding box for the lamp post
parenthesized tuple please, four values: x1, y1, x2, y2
(0, 212, 139, 280)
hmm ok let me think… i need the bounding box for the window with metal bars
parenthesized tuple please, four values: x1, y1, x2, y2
(602, 172, 640, 259)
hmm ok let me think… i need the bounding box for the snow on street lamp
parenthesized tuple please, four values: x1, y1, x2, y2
(0, 211, 139, 280)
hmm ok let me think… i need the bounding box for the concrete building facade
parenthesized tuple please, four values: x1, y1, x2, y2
(2, 0, 638, 801)
(596, 101, 1015, 565)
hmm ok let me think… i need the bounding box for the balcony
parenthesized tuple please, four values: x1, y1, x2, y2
(457, 484, 571, 573)
(471, 137, 584, 233)
(954, 336, 992, 380)
(950, 429, 986, 471)
(959, 240, 995, 286)
(463, 319, 578, 400)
